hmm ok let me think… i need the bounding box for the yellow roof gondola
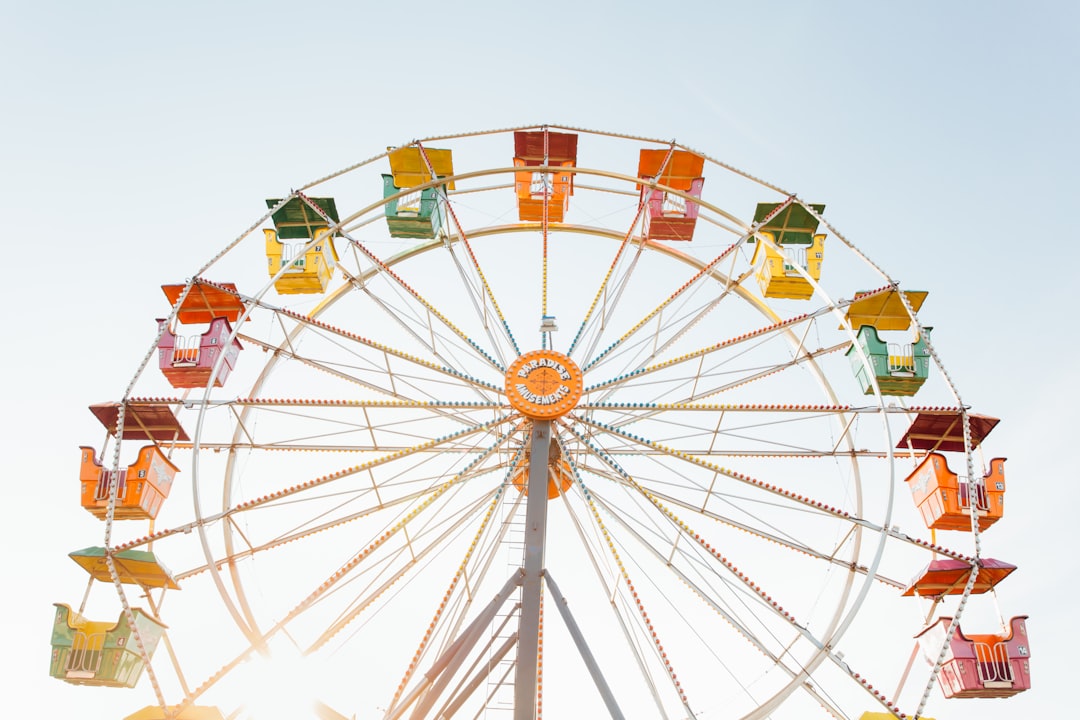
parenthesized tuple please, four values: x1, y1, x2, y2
(69, 547, 180, 590)
(844, 287, 928, 331)
(388, 146, 455, 189)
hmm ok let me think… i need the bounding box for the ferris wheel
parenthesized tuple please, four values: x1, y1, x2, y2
(51, 126, 1031, 720)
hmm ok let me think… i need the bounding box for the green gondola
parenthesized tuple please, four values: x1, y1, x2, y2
(847, 325, 932, 396)
(50, 604, 165, 687)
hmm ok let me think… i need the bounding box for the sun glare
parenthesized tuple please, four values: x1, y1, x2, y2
(231, 639, 324, 720)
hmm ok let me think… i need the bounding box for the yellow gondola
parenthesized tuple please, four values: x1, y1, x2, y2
(264, 226, 337, 294)
(749, 201, 826, 299)
(751, 231, 825, 299)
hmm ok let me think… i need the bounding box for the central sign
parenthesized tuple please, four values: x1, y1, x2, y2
(504, 350, 583, 420)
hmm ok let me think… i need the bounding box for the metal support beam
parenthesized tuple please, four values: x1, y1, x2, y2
(544, 571, 626, 720)
(514, 420, 552, 720)
(438, 632, 519, 718)
(385, 572, 522, 720)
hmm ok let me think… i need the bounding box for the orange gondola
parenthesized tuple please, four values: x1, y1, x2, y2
(905, 452, 1007, 531)
(514, 130, 577, 223)
(79, 445, 178, 521)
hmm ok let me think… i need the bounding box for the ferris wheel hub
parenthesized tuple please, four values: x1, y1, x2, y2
(504, 349, 583, 419)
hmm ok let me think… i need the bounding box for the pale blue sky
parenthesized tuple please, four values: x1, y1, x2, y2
(2, 2, 1076, 718)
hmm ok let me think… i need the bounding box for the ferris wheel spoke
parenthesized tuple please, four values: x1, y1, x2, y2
(581, 240, 749, 375)
(573, 401, 938, 459)
(583, 427, 980, 591)
(209, 404, 491, 455)
(577, 239, 655, 364)
(349, 235, 513, 375)
(577, 193, 800, 376)
(307, 483, 509, 655)
(581, 462, 848, 689)
(339, 265, 507, 392)
(564, 454, 696, 716)
(177, 456, 516, 613)
(178, 276, 410, 395)
(415, 156, 522, 360)
(557, 416, 920, 651)
(250, 461, 482, 550)
(565, 420, 870, 563)
(171, 485, 439, 582)
(216, 415, 511, 519)
(219, 398, 501, 452)
(383, 472, 524, 712)
(235, 328, 494, 410)
(336, 232, 506, 373)
(582, 253, 760, 382)
(536, 432, 683, 717)
(587, 490, 850, 718)
(435, 233, 519, 365)
(585, 304, 841, 404)
(214, 428, 517, 667)
(566, 164, 658, 359)
(582, 403, 850, 457)
(625, 338, 849, 409)
(115, 418, 518, 567)
(642, 487, 906, 591)
(244, 292, 504, 398)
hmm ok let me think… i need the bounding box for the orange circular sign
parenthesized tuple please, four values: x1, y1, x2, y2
(505, 350, 583, 419)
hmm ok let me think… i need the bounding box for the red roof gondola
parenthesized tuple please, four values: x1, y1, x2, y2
(514, 131, 578, 165)
(89, 402, 189, 442)
(897, 410, 999, 452)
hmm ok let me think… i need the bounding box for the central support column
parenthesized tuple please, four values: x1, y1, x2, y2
(514, 419, 551, 720)
(503, 349, 582, 720)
